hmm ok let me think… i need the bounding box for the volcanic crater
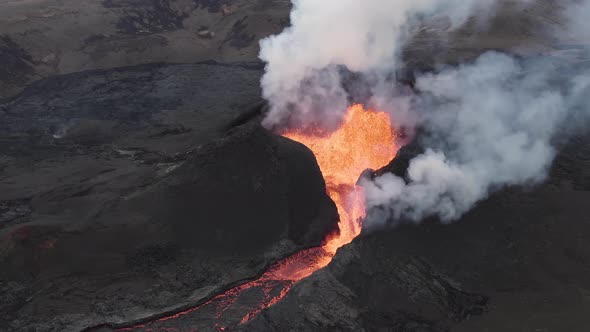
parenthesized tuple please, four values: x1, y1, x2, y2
(1, 1, 590, 332)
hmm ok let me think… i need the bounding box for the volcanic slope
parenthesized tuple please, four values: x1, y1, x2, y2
(0, 62, 338, 332)
(243, 132, 590, 332)
(1, 0, 590, 331)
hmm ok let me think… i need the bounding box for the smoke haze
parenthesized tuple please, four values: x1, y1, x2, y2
(258, 0, 500, 129)
(363, 52, 590, 224)
(259, 0, 590, 226)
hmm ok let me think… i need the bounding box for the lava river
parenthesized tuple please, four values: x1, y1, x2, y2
(120, 104, 399, 331)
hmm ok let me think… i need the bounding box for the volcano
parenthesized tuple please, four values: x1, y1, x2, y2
(2, 1, 590, 332)
(113, 104, 399, 331)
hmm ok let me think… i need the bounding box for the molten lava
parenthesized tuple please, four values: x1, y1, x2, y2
(120, 104, 398, 331)
(283, 104, 398, 254)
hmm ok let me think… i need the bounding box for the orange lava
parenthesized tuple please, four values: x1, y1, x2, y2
(118, 104, 398, 331)
(284, 103, 398, 255)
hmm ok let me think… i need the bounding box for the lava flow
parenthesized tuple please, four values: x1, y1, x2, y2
(120, 104, 398, 331)
(284, 104, 399, 255)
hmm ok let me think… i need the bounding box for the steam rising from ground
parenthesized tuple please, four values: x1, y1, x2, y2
(363, 52, 590, 223)
(259, 0, 590, 226)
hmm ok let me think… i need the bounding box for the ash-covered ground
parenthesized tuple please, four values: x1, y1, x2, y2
(1, 1, 590, 332)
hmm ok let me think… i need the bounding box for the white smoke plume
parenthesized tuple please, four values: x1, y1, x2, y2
(562, 0, 590, 42)
(259, 0, 499, 129)
(362, 52, 590, 224)
(259, 0, 590, 226)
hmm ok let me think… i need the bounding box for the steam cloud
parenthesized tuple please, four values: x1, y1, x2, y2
(259, 0, 499, 129)
(259, 0, 590, 226)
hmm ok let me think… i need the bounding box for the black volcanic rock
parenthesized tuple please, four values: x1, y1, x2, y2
(127, 121, 338, 251)
(0, 61, 262, 137)
(0, 35, 35, 86)
(0, 0, 292, 99)
(102, 0, 187, 35)
(243, 133, 590, 332)
(0, 62, 338, 331)
(242, 235, 488, 332)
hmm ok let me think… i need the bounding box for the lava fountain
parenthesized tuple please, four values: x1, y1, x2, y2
(283, 104, 399, 255)
(119, 104, 398, 331)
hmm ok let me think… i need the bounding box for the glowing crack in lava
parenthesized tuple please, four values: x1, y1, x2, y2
(121, 104, 398, 331)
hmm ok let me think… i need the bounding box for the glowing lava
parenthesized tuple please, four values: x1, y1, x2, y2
(283, 103, 399, 254)
(119, 104, 398, 331)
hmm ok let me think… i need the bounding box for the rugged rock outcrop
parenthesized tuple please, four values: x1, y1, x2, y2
(243, 133, 590, 332)
(0, 62, 338, 331)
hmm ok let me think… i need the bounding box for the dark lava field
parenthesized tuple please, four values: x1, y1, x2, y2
(1, 1, 589, 332)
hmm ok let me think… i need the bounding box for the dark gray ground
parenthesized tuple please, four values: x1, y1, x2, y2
(0, 0, 291, 98)
(0, 62, 338, 331)
(1, 0, 590, 331)
(243, 135, 590, 332)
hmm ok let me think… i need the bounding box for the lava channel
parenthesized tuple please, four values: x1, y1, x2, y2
(119, 104, 399, 331)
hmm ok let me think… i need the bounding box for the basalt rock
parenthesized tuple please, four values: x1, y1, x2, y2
(242, 235, 488, 332)
(0, 62, 338, 331)
(243, 132, 590, 332)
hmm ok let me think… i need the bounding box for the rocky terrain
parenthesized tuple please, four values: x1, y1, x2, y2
(0, 0, 291, 98)
(0, 62, 338, 331)
(1, 0, 589, 331)
(243, 134, 590, 331)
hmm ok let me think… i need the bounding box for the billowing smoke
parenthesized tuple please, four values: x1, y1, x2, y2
(258, 0, 590, 226)
(259, 0, 500, 130)
(363, 52, 590, 224)
(562, 0, 590, 40)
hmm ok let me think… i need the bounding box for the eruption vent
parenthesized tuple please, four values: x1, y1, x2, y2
(120, 105, 398, 331)
(284, 104, 399, 253)
(260, 0, 590, 226)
